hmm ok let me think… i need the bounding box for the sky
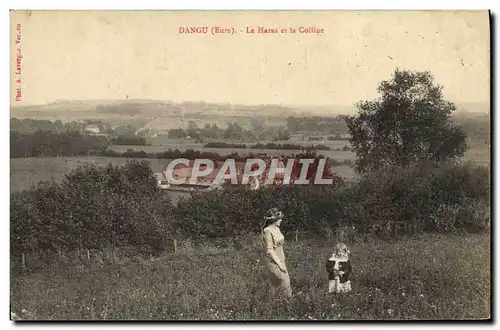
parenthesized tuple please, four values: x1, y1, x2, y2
(10, 10, 490, 109)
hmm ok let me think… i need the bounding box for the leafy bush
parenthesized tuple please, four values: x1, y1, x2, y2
(342, 162, 490, 235)
(10, 160, 174, 255)
(173, 161, 489, 240)
(174, 182, 346, 240)
(456, 198, 490, 234)
(429, 204, 461, 233)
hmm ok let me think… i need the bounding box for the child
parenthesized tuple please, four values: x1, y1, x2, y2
(325, 243, 352, 293)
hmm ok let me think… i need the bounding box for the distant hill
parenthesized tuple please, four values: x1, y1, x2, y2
(455, 102, 490, 115)
(10, 99, 489, 135)
(10, 99, 359, 123)
(11, 100, 296, 120)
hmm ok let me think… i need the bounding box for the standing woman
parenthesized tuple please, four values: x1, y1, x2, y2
(262, 208, 292, 298)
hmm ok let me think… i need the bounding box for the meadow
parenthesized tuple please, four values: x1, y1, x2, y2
(10, 233, 490, 320)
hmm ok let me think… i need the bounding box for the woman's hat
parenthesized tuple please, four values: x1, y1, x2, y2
(265, 207, 283, 220)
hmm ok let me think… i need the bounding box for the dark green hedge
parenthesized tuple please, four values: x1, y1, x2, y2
(10, 160, 174, 255)
(173, 161, 489, 238)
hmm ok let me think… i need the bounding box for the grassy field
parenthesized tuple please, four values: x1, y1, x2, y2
(10, 233, 490, 320)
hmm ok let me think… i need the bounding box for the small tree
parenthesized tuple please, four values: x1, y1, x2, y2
(187, 120, 199, 138)
(343, 69, 468, 174)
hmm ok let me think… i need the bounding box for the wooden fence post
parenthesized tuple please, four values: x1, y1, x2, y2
(295, 229, 298, 242)
(174, 239, 178, 253)
(87, 249, 90, 260)
(21, 253, 26, 269)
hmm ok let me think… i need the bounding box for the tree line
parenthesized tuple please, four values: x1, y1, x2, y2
(167, 121, 291, 142)
(10, 118, 147, 138)
(10, 130, 109, 158)
(10, 118, 114, 135)
(203, 141, 331, 150)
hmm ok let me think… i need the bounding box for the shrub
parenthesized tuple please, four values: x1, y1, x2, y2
(429, 204, 461, 233)
(174, 183, 346, 240)
(456, 198, 490, 234)
(343, 162, 490, 236)
(10, 160, 174, 255)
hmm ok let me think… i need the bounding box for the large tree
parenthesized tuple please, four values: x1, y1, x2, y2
(344, 69, 468, 174)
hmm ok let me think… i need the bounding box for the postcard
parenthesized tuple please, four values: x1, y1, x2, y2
(10, 10, 490, 321)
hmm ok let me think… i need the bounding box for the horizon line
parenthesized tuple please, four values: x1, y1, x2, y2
(10, 98, 490, 109)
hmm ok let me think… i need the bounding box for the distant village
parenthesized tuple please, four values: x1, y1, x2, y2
(10, 116, 350, 142)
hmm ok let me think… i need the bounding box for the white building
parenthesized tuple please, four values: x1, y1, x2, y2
(84, 125, 100, 134)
